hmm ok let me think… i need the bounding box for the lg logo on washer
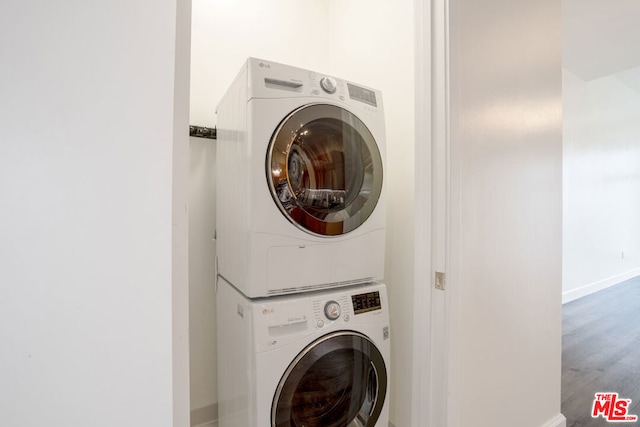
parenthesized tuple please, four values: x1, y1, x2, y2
(216, 58, 387, 298)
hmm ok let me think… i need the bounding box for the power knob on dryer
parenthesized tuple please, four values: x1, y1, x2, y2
(320, 76, 337, 94)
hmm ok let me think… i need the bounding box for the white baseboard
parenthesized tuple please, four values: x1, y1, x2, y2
(540, 413, 566, 427)
(191, 403, 217, 427)
(562, 268, 640, 304)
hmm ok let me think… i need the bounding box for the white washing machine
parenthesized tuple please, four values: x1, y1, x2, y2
(216, 58, 386, 298)
(217, 277, 390, 427)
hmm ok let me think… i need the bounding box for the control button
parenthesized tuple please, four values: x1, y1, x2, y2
(317, 320, 324, 328)
(324, 301, 341, 320)
(320, 77, 337, 94)
(344, 314, 350, 323)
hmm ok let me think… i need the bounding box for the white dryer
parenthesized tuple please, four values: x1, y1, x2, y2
(216, 58, 386, 298)
(217, 277, 390, 427)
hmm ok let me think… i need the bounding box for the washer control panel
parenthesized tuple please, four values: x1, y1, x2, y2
(253, 282, 388, 352)
(351, 290, 382, 314)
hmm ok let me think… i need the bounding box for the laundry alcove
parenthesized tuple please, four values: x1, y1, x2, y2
(188, 1, 415, 426)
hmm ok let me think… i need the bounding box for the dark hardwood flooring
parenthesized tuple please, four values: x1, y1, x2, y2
(562, 275, 640, 426)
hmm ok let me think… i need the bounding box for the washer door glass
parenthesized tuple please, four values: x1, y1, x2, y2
(267, 104, 383, 236)
(271, 331, 387, 427)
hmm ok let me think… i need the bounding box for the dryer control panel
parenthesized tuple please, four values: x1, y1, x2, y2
(246, 57, 381, 114)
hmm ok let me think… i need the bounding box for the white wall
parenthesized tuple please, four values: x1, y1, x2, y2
(0, 1, 190, 425)
(188, 1, 415, 425)
(447, 0, 564, 426)
(562, 67, 640, 303)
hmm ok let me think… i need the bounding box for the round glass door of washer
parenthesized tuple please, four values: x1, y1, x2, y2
(267, 104, 383, 237)
(271, 331, 387, 427)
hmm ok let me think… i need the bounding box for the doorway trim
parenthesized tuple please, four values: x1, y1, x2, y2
(412, 0, 452, 426)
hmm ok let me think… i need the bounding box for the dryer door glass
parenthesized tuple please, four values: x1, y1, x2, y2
(267, 104, 383, 236)
(271, 331, 387, 427)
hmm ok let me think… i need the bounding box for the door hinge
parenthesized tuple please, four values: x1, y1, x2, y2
(435, 271, 445, 290)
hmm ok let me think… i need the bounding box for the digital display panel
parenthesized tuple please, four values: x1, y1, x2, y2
(347, 83, 377, 107)
(351, 291, 382, 315)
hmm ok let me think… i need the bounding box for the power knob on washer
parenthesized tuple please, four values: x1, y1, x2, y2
(324, 300, 341, 321)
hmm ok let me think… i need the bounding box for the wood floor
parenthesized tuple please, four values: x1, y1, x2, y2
(562, 275, 640, 426)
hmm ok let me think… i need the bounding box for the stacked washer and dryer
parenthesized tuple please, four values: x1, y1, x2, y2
(215, 58, 390, 427)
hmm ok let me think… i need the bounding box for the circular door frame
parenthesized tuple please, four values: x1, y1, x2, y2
(271, 330, 388, 427)
(266, 103, 383, 237)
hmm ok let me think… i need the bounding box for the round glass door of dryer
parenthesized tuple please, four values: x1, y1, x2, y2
(267, 104, 383, 236)
(271, 331, 387, 427)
